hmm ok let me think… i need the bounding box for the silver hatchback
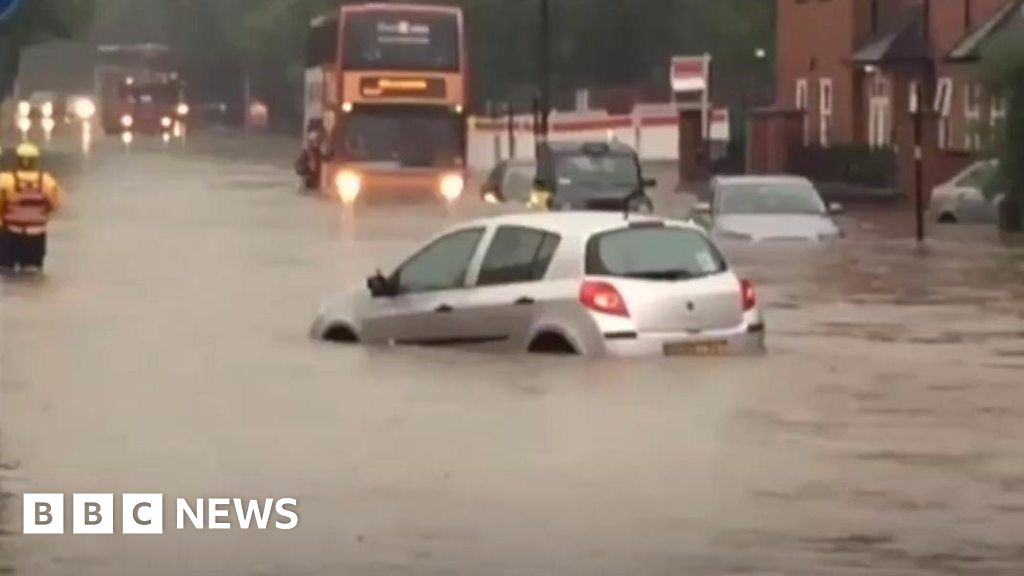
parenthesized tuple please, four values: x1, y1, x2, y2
(311, 212, 766, 357)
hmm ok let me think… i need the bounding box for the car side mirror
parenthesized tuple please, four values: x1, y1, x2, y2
(643, 178, 658, 189)
(828, 202, 845, 215)
(367, 271, 395, 298)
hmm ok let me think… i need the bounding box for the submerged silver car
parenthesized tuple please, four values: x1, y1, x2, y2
(696, 176, 844, 242)
(311, 212, 765, 357)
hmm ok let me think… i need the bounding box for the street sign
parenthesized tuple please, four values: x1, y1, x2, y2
(0, 0, 24, 22)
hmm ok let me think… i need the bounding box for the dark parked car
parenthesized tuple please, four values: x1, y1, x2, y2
(480, 141, 656, 212)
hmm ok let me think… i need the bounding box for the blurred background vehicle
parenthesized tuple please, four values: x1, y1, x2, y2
(306, 3, 468, 204)
(930, 160, 1006, 224)
(482, 141, 655, 213)
(695, 175, 843, 243)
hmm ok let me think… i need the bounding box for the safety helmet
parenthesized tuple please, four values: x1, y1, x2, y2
(16, 143, 40, 160)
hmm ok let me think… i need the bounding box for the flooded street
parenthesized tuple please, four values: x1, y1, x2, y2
(2, 136, 1024, 575)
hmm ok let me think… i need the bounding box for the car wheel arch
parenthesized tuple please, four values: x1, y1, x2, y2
(322, 321, 360, 344)
(526, 324, 583, 355)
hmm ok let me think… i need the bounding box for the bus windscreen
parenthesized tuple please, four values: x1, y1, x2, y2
(337, 106, 462, 169)
(342, 11, 459, 72)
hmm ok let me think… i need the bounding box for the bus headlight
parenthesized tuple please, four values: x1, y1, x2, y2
(120, 114, 134, 129)
(74, 98, 96, 120)
(160, 116, 173, 129)
(439, 174, 464, 202)
(17, 100, 31, 118)
(336, 170, 362, 204)
(176, 103, 190, 116)
(41, 102, 54, 119)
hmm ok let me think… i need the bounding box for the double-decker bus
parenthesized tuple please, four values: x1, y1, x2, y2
(305, 3, 467, 202)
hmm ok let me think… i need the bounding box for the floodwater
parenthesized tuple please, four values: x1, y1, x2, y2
(1, 135, 1023, 575)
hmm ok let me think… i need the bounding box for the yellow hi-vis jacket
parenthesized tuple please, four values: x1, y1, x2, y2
(0, 171, 62, 235)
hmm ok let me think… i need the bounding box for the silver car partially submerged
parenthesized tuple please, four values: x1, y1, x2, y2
(311, 212, 766, 357)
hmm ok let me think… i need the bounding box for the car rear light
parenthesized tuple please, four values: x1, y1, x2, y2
(740, 279, 757, 312)
(580, 280, 629, 317)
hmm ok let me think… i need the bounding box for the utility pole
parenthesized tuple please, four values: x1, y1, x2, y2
(913, 0, 934, 243)
(537, 0, 551, 146)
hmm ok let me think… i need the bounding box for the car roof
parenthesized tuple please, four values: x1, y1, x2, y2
(450, 211, 700, 238)
(542, 140, 637, 155)
(713, 175, 812, 186)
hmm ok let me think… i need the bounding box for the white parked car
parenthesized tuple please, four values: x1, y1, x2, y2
(311, 212, 766, 357)
(695, 176, 844, 242)
(930, 160, 1006, 224)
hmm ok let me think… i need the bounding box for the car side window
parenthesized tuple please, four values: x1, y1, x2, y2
(957, 163, 996, 189)
(396, 228, 484, 294)
(477, 226, 561, 286)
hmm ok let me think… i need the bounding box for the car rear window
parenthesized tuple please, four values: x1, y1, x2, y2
(586, 227, 727, 281)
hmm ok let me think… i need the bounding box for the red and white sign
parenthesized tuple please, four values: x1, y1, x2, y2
(670, 55, 710, 93)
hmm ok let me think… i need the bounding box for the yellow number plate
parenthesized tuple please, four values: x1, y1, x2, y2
(664, 341, 729, 356)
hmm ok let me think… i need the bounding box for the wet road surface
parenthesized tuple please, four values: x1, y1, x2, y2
(2, 135, 1024, 575)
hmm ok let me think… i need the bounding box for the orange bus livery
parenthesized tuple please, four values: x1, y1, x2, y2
(304, 3, 468, 203)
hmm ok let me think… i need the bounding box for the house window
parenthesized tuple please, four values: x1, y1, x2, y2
(934, 77, 954, 149)
(819, 78, 833, 147)
(964, 83, 983, 150)
(869, 75, 891, 148)
(992, 95, 1007, 127)
(796, 78, 809, 146)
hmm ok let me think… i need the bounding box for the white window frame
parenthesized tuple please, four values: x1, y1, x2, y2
(934, 78, 954, 149)
(869, 75, 891, 148)
(963, 83, 983, 150)
(992, 94, 1007, 127)
(796, 78, 809, 146)
(819, 78, 833, 147)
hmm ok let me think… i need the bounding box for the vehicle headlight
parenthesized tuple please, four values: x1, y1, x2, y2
(41, 117, 56, 131)
(17, 117, 31, 132)
(120, 114, 134, 129)
(176, 103, 190, 116)
(439, 174, 464, 202)
(74, 98, 96, 120)
(483, 191, 499, 204)
(336, 170, 362, 204)
(16, 100, 31, 118)
(160, 116, 173, 129)
(41, 102, 54, 119)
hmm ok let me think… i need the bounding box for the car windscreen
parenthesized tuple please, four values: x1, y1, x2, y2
(122, 84, 179, 105)
(554, 153, 639, 194)
(336, 106, 462, 168)
(718, 182, 826, 215)
(586, 227, 727, 281)
(343, 11, 460, 72)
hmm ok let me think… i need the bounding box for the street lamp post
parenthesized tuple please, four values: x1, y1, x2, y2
(538, 0, 551, 145)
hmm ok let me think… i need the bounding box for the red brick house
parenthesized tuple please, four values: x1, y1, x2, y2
(775, 0, 1018, 154)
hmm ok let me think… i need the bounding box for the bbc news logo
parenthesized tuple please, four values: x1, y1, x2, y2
(23, 494, 299, 534)
(0, 0, 24, 22)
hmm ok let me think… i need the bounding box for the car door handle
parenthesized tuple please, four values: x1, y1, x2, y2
(435, 304, 455, 314)
(514, 297, 536, 306)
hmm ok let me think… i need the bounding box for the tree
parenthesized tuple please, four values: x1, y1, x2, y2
(0, 0, 96, 97)
(983, 33, 1024, 230)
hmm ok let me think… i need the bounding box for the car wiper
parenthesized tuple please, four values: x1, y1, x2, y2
(624, 270, 698, 281)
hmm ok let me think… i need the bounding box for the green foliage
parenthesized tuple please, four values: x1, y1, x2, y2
(982, 33, 1024, 202)
(89, 0, 774, 127)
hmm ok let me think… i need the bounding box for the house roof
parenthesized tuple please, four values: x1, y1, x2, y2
(852, 3, 934, 65)
(947, 0, 1024, 62)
